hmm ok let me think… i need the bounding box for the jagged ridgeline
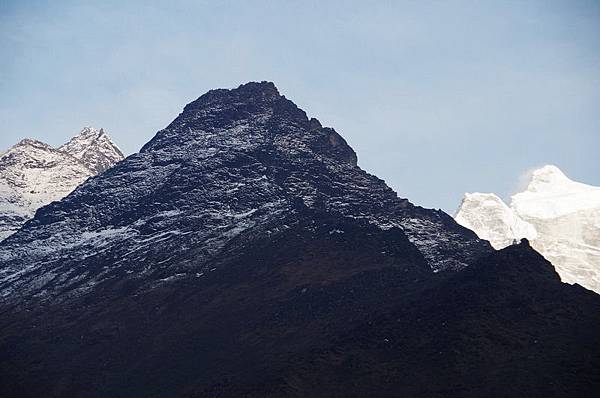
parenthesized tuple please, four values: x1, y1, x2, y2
(0, 82, 598, 397)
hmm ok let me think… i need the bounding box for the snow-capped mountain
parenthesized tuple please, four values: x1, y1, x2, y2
(0, 139, 94, 241)
(0, 84, 598, 397)
(59, 127, 124, 173)
(455, 165, 600, 293)
(0, 128, 123, 241)
(455, 192, 537, 249)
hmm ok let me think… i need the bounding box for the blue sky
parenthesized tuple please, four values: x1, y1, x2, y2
(1, 0, 599, 211)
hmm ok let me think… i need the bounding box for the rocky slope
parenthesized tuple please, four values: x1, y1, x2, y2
(0, 83, 598, 397)
(0, 82, 490, 299)
(455, 165, 600, 293)
(0, 128, 123, 241)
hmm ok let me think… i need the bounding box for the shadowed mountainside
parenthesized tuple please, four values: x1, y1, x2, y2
(0, 83, 598, 397)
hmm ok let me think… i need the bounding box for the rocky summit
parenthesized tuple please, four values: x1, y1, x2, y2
(0, 82, 598, 397)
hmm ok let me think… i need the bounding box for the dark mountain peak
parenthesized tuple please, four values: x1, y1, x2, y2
(309, 117, 322, 129)
(464, 238, 563, 288)
(181, 81, 282, 115)
(140, 82, 358, 166)
(0, 82, 490, 301)
(496, 238, 545, 264)
(206, 80, 278, 100)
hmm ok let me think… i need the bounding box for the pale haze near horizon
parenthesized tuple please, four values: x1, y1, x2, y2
(1, 0, 599, 212)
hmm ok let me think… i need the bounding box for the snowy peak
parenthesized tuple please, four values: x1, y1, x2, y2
(0, 138, 95, 241)
(59, 127, 124, 173)
(455, 192, 536, 250)
(0, 128, 124, 241)
(455, 165, 600, 293)
(526, 165, 569, 190)
(459, 192, 505, 208)
(512, 165, 600, 220)
(2, 138, 79, 170)
(13, 138, 54, 151)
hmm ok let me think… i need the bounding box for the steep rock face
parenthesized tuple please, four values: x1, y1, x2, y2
(0, 128, 124, 242)
(59, 127, 124, 173)
(0, 82, 489, 299)
(455, 165, 600, 293)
